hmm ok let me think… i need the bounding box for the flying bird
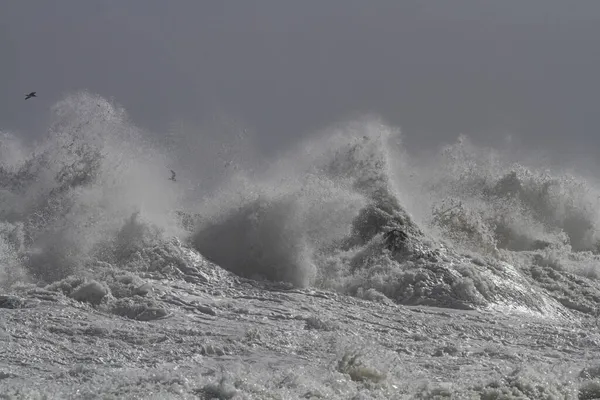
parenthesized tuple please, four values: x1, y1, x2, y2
(25, 92, 37, 100)
(169, 170, 176, 182)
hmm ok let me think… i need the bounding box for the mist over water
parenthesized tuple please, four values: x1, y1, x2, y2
(0, 92, 185, 284)
(2, 92, 600, 316)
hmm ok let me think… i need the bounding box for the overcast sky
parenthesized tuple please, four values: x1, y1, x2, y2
(2, 1, 600, 161)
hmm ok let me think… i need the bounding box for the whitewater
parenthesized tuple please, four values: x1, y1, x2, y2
(2, 92, 600, 398)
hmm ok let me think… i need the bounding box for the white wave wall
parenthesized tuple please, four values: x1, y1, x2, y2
(0, 92, 184, 284)
(2, 92, 600, 315)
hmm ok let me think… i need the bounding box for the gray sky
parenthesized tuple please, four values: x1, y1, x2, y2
(2, 1, 600, 161)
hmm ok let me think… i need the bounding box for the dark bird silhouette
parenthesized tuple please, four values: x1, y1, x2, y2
(169, 170, 176, 182)
(25, 92, 37, 100)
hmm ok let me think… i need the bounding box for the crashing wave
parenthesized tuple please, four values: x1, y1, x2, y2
(1, 93, 600, 320)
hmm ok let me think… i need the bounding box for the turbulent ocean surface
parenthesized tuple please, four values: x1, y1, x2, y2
(2, 92, 600, 398)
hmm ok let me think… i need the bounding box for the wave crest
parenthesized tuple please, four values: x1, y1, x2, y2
(2, 93, 600, 318)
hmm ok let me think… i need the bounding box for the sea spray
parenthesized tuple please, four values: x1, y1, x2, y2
(192, 173, 367, 287)
(191, 118, 413, 287)
(421, 136, 600, 256)
(0, 92, 184, 283)
(2, 92, 600, 316)
(189, 117, 600, 315)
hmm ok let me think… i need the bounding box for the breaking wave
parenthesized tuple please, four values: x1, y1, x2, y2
(0, 92, 184, 285)
(2, 92, 600, 318)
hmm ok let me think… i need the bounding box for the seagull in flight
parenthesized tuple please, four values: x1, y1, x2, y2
(25, 92, 37, 100)
(169, 170, 176, 182)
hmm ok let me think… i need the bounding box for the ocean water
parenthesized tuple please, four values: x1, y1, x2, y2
(3, 92, 600, 398)
(2, 91, 600, 319)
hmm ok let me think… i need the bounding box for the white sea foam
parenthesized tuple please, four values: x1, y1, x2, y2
(2, 92, 600, 318)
